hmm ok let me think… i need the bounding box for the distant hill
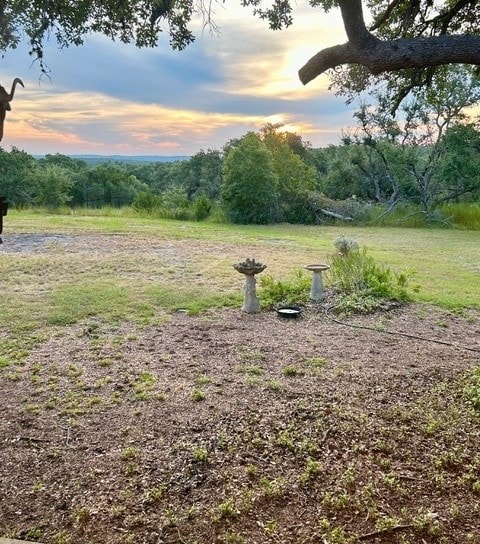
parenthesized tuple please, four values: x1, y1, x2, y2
(34, 154, 190, 165)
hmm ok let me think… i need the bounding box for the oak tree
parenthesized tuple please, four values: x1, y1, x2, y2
(1, 0, 479, 105)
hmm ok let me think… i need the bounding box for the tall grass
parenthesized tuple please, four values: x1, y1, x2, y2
(11, 200, 480, 230)
(439, 203, 480, 230)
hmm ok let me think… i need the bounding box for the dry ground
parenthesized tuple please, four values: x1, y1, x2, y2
(1, 233, 480, 544)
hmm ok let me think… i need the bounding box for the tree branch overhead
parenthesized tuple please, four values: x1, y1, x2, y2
(299, 34, 480, 85)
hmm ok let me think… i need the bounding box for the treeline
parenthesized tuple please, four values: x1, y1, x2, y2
(1, 121, 479, 226)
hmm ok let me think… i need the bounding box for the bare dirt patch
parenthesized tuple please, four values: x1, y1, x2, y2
(1, 301, 480, 544)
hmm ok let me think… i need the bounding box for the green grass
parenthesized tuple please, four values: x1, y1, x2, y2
(1, 209, 479, 359)
(439, 202, 480, 230)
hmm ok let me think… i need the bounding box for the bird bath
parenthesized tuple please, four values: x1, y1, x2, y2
(304, 264, 329, 301)
(233, 258, 267, 313)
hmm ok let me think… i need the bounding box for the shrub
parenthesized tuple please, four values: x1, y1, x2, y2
(133, 191, 163, 213)
(259, 269, 310, 309)
(329, 240, 414, 314)
(193, 195, 213, 221)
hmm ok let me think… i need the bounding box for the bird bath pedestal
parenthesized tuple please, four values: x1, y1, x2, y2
(304, 264, 329, 301)
(233, 258, 267, 313)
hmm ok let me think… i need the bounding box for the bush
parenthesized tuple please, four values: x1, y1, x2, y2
(328, 240, 414, 314)
(133, 191, 163, 213)
(193, 195, 213, 221)
(259, 269, 311, 309)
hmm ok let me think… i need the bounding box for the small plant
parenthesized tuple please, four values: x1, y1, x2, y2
(265, 379, 282, 391)
(192, 446, 209, 462)
(191, 388, 206, 401)
(305, 356, 328, 369)
(300, 457, 323, 483)
(223, 530, 244, 543)
(260, 477, 286, 500)
(282, 364, 303, 377)
(217, 498, 238, 519)
(195, 374, 213, 385)
(263, 520, 277, 535)
(375, 516, 401, 531)
(334, 235, 359, 256)
(144, 484, 167, 503)
(236, 364, 264, 376)
(318, 518, 354, 544)
(121, 446, 141, 460)
(464, 366, 480, 411)
(259, 269, 310, 308)
(75, 506, 92, 528)
(413, 511, 441, 536)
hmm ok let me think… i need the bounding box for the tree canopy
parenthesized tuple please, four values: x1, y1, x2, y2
(1, 0, 479, 104)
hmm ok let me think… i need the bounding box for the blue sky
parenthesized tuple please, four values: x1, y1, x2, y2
(0, 2, 356, 156)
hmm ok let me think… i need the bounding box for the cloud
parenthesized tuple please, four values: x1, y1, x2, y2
(0, 2, 354, 155)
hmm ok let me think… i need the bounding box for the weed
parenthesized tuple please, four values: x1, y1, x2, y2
(375, 516, 401, 531)
(216, 498, 238, 519)
(328, 244, 413, 315)
(144, 485, 167, 503)
(300, 457, 323, 483)
(31, 481, 46, 492)
(274, 428, 295, 450)
(334, 235, 359, 256)
(223, 530, 244, 543)
(0, 356, 10, 368)
(322, 490, 351, 510)
(413, 511, 442, 536)
(318, 518, 355, 544)
(464, 366, 480, 411)
(263, 520, 277, 535)
(265, 379, 282, 391)
(191, 388, 206, 401)
(124, 462, 138, 476)
(237, 364, 264, 376)
(260, 477, 286, 500)
(195, 374, 213, 385)
(26, 528, 44, 540)
(52, 530, 71, 544)
(75, 506, 91, 528)
(121, 446, 141, 460)
(304, 356, 328, 369)
(192, 447, 209, 462)
(282, 364, 303, 377)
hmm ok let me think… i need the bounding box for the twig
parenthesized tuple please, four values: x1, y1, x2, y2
(19, 435, 50, 442)
(358, 524, 414, 540)
(176, 529, 188, 544)
(65, 425, 71, 447)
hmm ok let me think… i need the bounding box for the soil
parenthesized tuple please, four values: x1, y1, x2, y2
(1, 234, 480, 544)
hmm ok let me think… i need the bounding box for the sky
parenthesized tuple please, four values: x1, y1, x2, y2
(0, 2, 357, 157)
